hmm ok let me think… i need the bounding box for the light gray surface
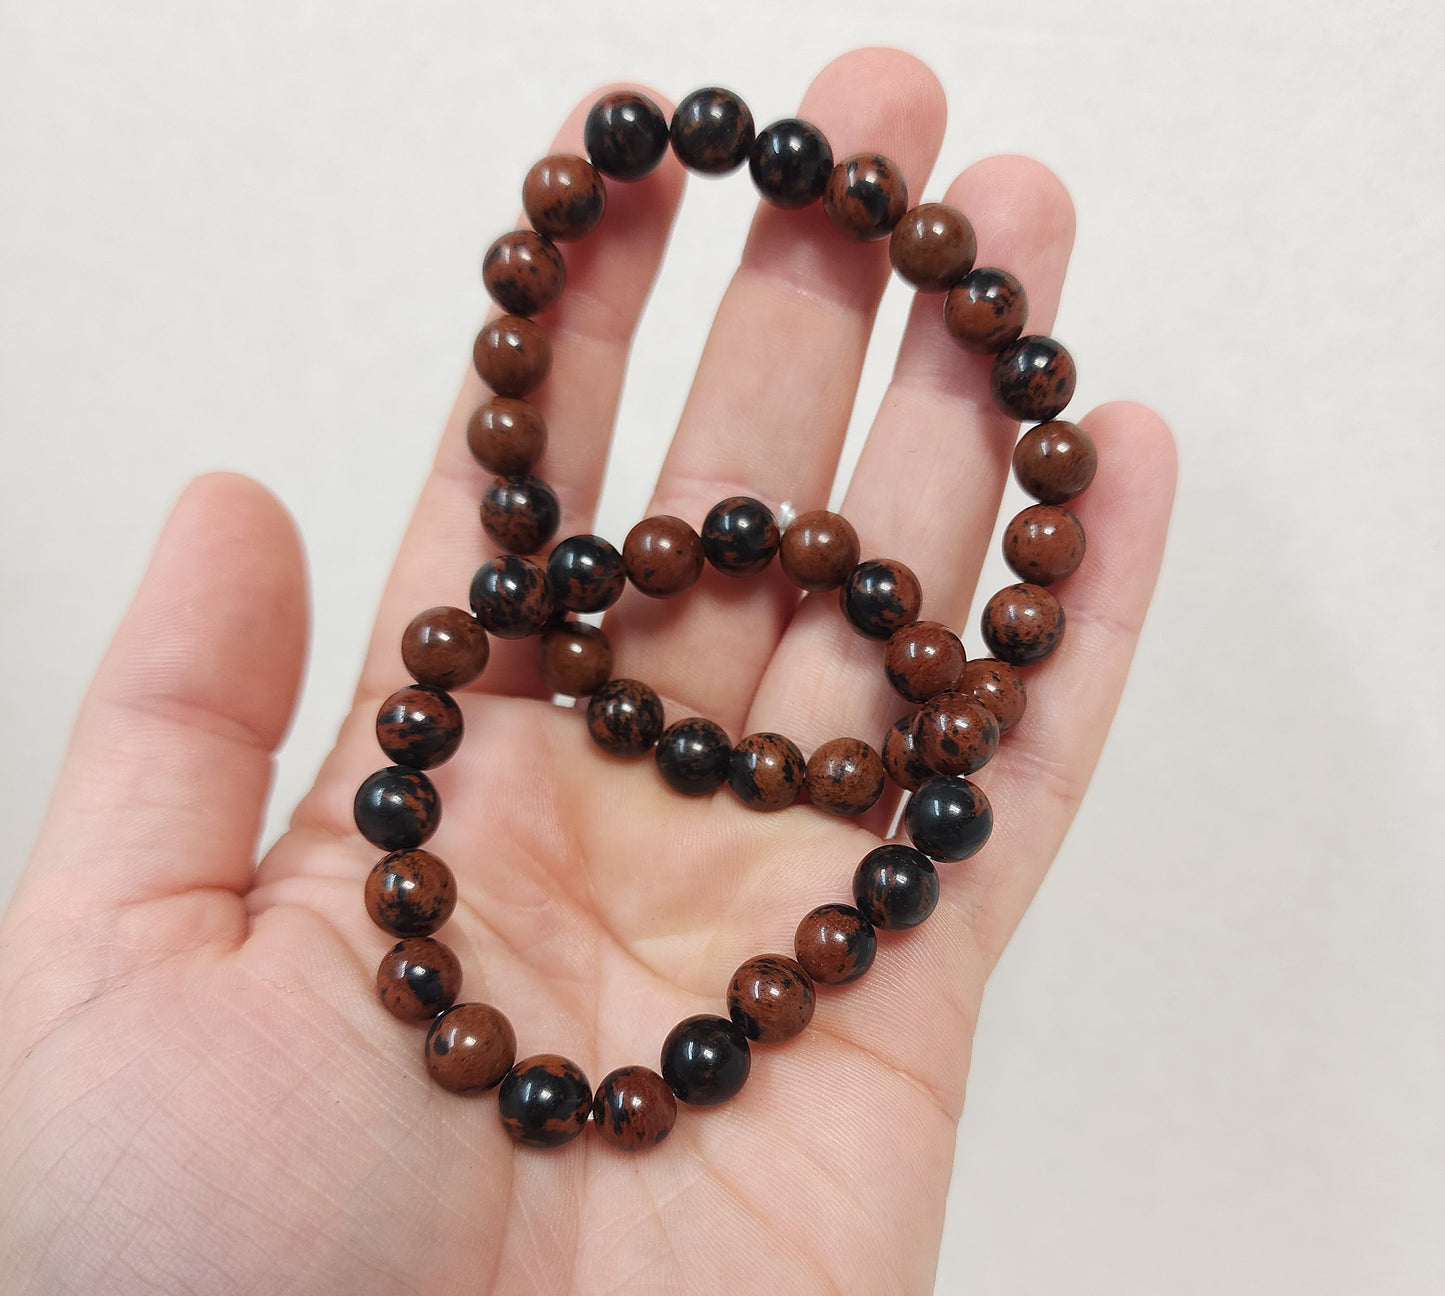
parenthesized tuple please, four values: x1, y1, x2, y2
(2, 1, 1441, 1291)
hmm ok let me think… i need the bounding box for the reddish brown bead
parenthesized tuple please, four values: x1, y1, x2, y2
(537, 621, 612, 696)
(480, 474, 560, 554)
(889, 203, 977, 291)
(839, 558, 922, 639)
(944, 267, 1028, 353)
(991, 335, 1077, 422)
(591, 1065, 678, 1152)
(804, 737, 885, 817)
(1004, 504, 1086, 585)
(523, 153, 607, 242)
(498, 1054, 592, 1148)
(470, 555, 554, 639)
(959, 658, 1028, 733)
(915, 691, 1000, 777)
(794, 903, 877, 985)
(623, 515, 705, 598)
(980, 583, 1066, 666)
(728, 732, 805, 811)
(467, 398, 547, 476)
(1012, 420, 1098, 504)
(425, 1002, 517, 1094)
(376, 684, 464, 769)
(473, 315, 552, 398)
(482, 229, 566, 317)
(779, 509, 860, 593)
(727, 955, 816, 1043)
(376, 937, 461, 1023)
(587, 678, 665, 756)
(365, 849, 457, 938)
(882, 714, 934, 792)
(823, 153, 909, 241)
(884, 620, 965, 703)
(401, 606, 490, 690)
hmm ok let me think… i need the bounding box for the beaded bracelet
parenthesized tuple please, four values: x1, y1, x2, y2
(352, 86, 1099, 1152)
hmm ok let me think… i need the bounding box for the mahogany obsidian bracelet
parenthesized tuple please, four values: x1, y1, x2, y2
(354, 84, 1100, 1153)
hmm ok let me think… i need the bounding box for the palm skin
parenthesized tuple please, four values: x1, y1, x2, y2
(0, 48, 1175, 1296)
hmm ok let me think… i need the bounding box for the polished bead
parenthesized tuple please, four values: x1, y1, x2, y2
(466, 397, 547, 476)
(1004, 504, 1085, 585)
(884, 620, 965, 703)
(623, 514, 706, 597)
(670, 86, 754, 174)
(839, 558, 922, 639)
(401, 605, 490, 690)
(473, 315, 552, 398)
(944, 267, 1028, 353)
(425, 1002, 517, 1094)
(915, 691, 999, 777)
(498, 1054, 592, 1148)
(546, 535, 624, 613)
(823, 153, 909, 240)
(591, 1065, 678, 1152)
(778, 509, 859, 592)
(364, 848, 457, 937)
(889, 203, 977, 292)
(980, 582, 1066, 666)
(804, 737, 885, 817)
(727, 954, 816, 1043)
(794, 903, 877, 985)
(904, 775, 993, 862)
(958, 657, 1027, 733)
(469, 555, 554, 639)
(991, 335, 1077, 422)
(728, 732, 804, 811)
(1012, 420, 1098, 504)
(701, 495, 779, 577)
(376, 936, 461, 1022)
(586, 678, 664, 756)
(882, 714, 934, 792)
(749, 118, 833, 209)
(480, 474, 560, 555)
(482, 230, 566, 317)
(353, 766, 440, 851)
(584, 90, 670, 181)
(655, 716, 731, 796)
(537, 621, 612, 696)
(523, 153, 607, 241)
(853, 844, 939, 930)
(375, 684, 464, 769)
(660, 1014, 751, 1105)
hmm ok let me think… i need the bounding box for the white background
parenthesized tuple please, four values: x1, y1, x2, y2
(2, 1, 1442, 1291)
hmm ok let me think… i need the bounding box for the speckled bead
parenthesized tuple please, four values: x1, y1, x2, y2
(749, 118, 833, 208)
(958, 658, 1028, 733)
(469, 555, 554, 640)
(402, 606, 490, 691)
(584, 90, 670, 181)
(990, 335, 1077, 422)
(980, 583, 1066, 666)
(376, 936, 462, 1022)
(546, 534, 625, 612)
(778, 509, 859, 592)
(882, 714, 934, 792)
(660, 1014, 751, 1106)
(586, 678, 665, 756)
(823, 153, 909, 240)
(591, 1065, 678, 1152)
(537, 621, 612, 696)
(728, 732, 805, 811)
(364, 848, 457, 937)
(473, 315, 552, 399)
(670, 86, 754, 174)
(839, 558, 922, 640)
(943, 267, 1028, 353)
(480, 474, 560, 555)
(498, 1054, 592, 1148)
(353, 766, 441, 851)
(523, 153, 607, 242)
(884, 620, 965, 703)
(1012, 420, 1098, 504)
(889, 203, 977, 292)
(1004, 505, 1086, 585)
(794, 903, 877, 985)
(904, 775, 993, 862)
(466, 398, 547, 476)
(655, 716, 732, 796)
(482, 230, 566, 317)
(727, 955, 816, 1043)
(804, 737, 885, 817)
(623, 514, 706, 597)
(853, 843, 940, 930)
(375, 684, 464, 769)
(701, 496, 779, 577)
(425, 1002, 517, 1094)
(914, 691, 999, 777)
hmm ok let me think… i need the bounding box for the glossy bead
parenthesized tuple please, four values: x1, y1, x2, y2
(353, 766, 440, 851)
(1012, 420, 1098, 504)
(1004, 504, 1085, 585)
(915, 691, 999, 777)
(376, 937, 461, 1022)
(670, 86, 754, 174)
(537, 621, 612, 696)
(591, 1065, 678, 1152)
(623, 514, 705, 598)
(469, 555, 554, 639)
(466, 397, 547, 476)
(944, 267, 1028, 353)
(655, 717, 731, 796)
(980, 583, 1066, 666)
(482, 230, 566, 317)
(823, 153, 909, 240)
(425, 1002, 517, 1094)
(778, 509, 859, 592)
(727, 954, 816, 1043)
(498, 1054, 592, 1148)
(701, 496, 779, 577)
(853, 844, 939, 930)
(546, 534, 625, 612)
(473, 315, 551, 398)
(364, 848, 457, 937)
(804, 737, 885, 817)
(479, 474, 560, 555)
(882, 714, 934, 792)
(375, 684, 464, 769)
(884, 620, 965, 703)
(660, 1014, 751, 1106)
(794, 903, 877, 985)
(584, 90, 670, 181)
(889, 203, 977, 292)
(839, 558, 922, 640)
(749, 118, 833, 209)
(959, 657, 1028, 733)
(728, 732, 804, 811)
(990, 335, 1077, 422)
(401, 606, 490, 690)
(904, 775, 993, 862)
(586, 678, 664, 756)
(523, 153, 606, 241)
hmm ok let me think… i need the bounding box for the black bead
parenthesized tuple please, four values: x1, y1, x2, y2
(655, 717, 732, 795)
(586, 679, 665, 757)
(353, 766, 441, 851)
(497, 1055, 592, 1148)
(852, 843, 940, 930)
(546, 534, 626, 613)
(670, 87, 755, 174)
(903, 775, 994, 862)
(700, 495, 779, 576)
(838, 558, 922, 640)
(480, 474, 561, 555)
(749, 118, 833, 209)
(989, 335, 1078, 423)
(375, 685, 463, 769)
(469, 555, 554, 640)
(584, 90, 670, 181)
(660, 1014, 751, 1106)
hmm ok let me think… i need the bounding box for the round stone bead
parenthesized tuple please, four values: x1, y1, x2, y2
(546, 534, 625, 612)
(655, 716, 731, 796)
(466, 398, 547, 476)
(778, 509, 859, 592)
(473, 315, 552, 398)
(498, 1054, 592, 1148)
(591, 1065, 678, 1152)
(523, 153, 607, 242)
(586, 678, 665, 756)
(904, 775, 993, 862)
(803, 737, 885, 817)
(376, 936, 462, 1022)
(1012, 420, 1098, 504)
(882, 714, 934, 792)
(889, 203, 977, 291)
(482, 229, 566, 317)
(354, 766, 440, 851)
(623, 514, 706, 598)
(584, 90, 670, 181)
(469, 555, 554, 640)
(364, 848, 457, 937)
(375, 684, 464, 769)
(1004, 505, 1086, 585)
(823, 153, 909, 240)
(884, 620, 965, 703)
(853, 844, 939, 930)
(727, 955, 816, 1044)
(914, 691, 999, 777)
(480, 474, 560, 555)
(425, 1002, 517, 1094)
(943, 267, 1028, 353)
(958, 657, 1027, 733)
(538, 621, 612, 696)
(660, 1014, 751, 1106)
(980, 583, 1066, 666)
(402, 606, 490, 690)
(749, 118, 833, 208)
(670, 86, 754, 174)
(794, 903, 877, 985)
(990, 335, 1077, 422)
(839, 558, 922, 640)
(728, 732, 805, 811)
(701, 496, 779, 577)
